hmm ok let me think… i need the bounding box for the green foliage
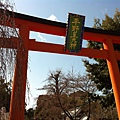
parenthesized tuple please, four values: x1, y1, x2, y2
(25, 108, 35, 120)
(93, 8, 120, 31)
(83, 8, 120, 107)
(0, 77, 11, 112)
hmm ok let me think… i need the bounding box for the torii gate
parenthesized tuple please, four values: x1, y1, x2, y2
(1, 11, 120, 120)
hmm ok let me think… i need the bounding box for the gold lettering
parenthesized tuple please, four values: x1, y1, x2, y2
(72, 18, 80, 25)
(70, 41, 77, 49)
(72, 25, 79, 32)
(69, 16, 81, 50)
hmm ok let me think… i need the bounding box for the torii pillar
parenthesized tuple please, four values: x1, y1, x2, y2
(9, 25, 29, 120)
(103, 39, 120, 118)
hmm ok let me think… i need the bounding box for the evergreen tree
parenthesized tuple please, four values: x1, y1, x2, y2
(0, 77, 11, 112)
(83, 9, 120, 107)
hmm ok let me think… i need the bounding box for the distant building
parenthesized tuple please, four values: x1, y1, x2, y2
(62, 107, 88, 120)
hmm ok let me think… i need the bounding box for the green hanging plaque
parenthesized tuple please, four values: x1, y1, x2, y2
(65, 13, 85, 53)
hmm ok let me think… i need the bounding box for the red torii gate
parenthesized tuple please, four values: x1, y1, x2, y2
(1, 11, 120, 120)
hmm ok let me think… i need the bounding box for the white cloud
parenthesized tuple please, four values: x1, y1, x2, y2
(101, 8, 108, 15)
(38, 33, 46, 42)
(37, 14, 58, 42)
(47, 14, 58, 21)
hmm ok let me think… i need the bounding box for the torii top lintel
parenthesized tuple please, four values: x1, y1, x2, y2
(1, 9, 120, 59)
(13, 11, 120, 43)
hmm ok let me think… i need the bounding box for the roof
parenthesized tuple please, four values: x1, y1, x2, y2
(3, 9, 120, 37)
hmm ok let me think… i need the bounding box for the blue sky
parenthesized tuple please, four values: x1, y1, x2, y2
(13, 0, 120, 109)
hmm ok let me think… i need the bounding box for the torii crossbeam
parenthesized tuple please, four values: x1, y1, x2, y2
(1, 10, 120, 120)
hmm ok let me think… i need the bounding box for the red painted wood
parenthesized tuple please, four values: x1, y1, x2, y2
(0, 12, 119, 120)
